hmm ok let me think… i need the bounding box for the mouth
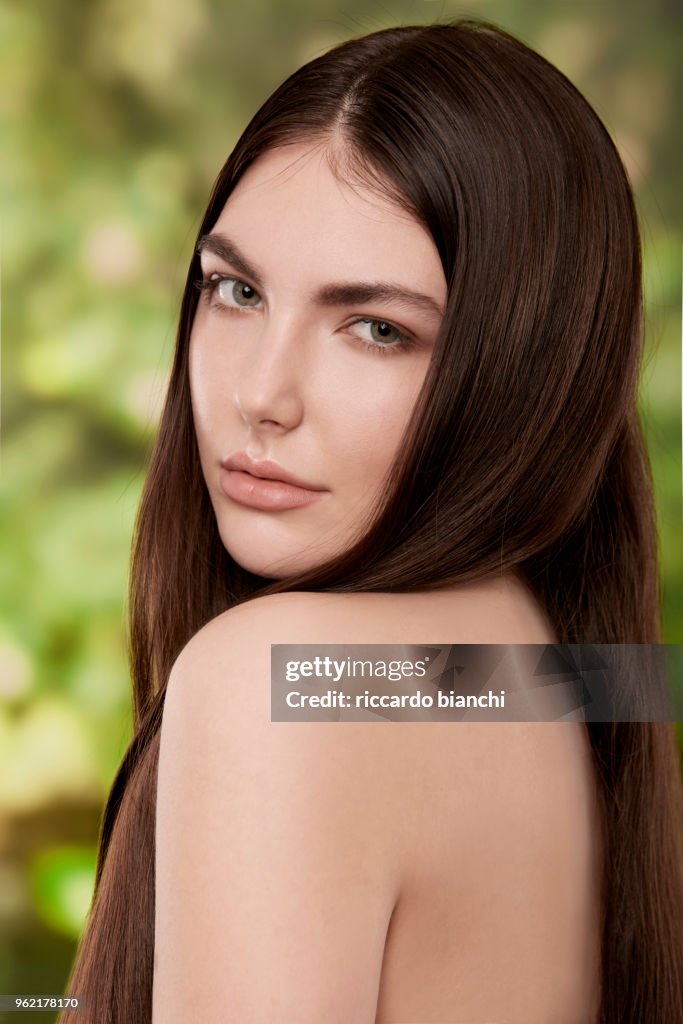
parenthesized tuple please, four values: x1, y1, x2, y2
(218, 466, 329, 512)
(220, 453, 325, 491)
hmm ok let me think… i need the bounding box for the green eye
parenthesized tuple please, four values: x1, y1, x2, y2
(366, 320, 402, 345)
(346, 317, 417, 356)
(218, 278, 261, 307)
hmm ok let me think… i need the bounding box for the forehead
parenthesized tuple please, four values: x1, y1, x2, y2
(209, 142, 445, 294)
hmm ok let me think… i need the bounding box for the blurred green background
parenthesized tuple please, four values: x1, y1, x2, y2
(0, 0, 681, 1018)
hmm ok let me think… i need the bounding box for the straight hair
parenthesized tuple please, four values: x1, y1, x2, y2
(59, 18, 683, 1023)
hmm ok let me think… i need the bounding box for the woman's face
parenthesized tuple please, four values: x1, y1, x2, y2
(189, 140, 447, 578)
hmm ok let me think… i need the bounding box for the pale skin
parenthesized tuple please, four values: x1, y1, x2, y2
(188, 140, 446, 578)
(153, 141, 603, 1023)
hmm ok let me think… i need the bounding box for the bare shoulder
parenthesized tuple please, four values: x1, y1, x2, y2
(172, 571, 557, 662)
(164, 579, 577, 868)
(159, 586, 430, 874)
(156, 585, 600, 1022)
(164, 578, 565, 795)
(154, 590, 420, 1022)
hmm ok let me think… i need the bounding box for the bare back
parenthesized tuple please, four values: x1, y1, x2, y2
(302, 576, 604, 1024)
(156, 573, 604, 1024)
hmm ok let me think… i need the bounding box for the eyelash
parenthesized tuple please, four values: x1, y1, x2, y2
(193, 273, 418, 356)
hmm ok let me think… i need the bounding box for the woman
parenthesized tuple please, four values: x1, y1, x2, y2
(59, 17, 683, 1024)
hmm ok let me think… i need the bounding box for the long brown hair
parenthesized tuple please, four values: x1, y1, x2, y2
(59, 18, 683, 1023)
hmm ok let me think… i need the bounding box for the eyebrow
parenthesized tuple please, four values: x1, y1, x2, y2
(196, 232, 444, 322)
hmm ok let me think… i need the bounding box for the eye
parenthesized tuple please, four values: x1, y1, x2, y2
(346, 317, 417, 355)
(356, 318, 404, 346)
(194, 274, 420, 356)
(218, 277, 261, 308)
(194, 274, 262, 310)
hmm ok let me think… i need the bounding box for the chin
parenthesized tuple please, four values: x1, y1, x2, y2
(217, 527, 332, 580)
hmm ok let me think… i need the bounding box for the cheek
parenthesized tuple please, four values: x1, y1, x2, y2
(331, 371, 424, 485)
(187, 323, 260, 482)
(188, 319, 244, 428)
(188, 330, 221, 450)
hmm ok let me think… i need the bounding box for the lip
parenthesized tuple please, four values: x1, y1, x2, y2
(218, 453, 328, 511)
(221, 453, 325, 491)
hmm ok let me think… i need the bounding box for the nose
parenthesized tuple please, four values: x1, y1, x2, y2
(233, 313, 306, 432)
